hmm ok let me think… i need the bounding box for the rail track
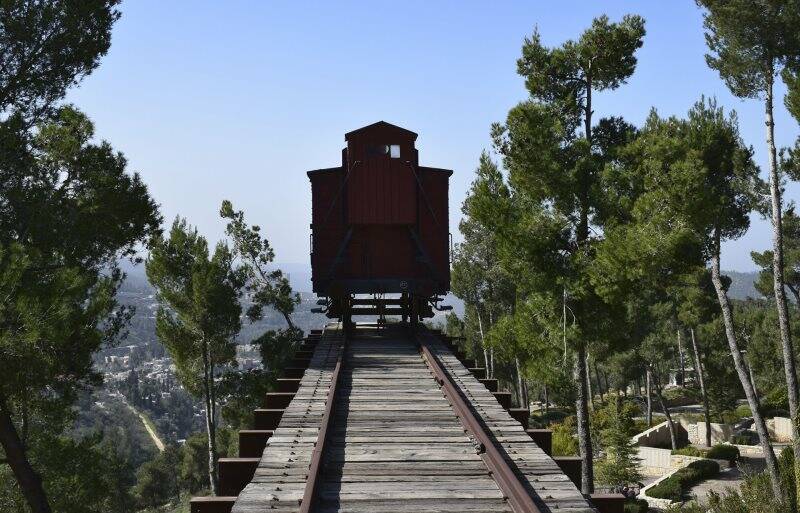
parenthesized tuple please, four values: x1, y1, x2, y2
(192, 325, 622, 513)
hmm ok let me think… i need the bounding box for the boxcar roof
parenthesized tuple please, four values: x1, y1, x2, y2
(419, 166, 454, 177)
(345, 121, 418, 141)
(306, 166, 342, 177)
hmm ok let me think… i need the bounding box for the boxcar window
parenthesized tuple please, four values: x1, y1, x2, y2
(367, 144, 390, 157)
(390, 144, 400, 158)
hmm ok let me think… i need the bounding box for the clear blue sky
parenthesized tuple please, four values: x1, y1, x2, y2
(66, 1, 800, 272)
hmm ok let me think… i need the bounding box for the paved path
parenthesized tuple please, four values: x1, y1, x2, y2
(122, 398, 165, 452)
(687, 467, 744, 504)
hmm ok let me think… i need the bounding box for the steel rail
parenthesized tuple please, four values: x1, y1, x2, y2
(417, 332, 543, 513)
(298, 328, 346, 513)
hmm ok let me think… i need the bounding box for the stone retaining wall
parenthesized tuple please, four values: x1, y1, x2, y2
(767, 417, 793, 442)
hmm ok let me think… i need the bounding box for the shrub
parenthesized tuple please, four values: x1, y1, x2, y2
(733, 404, 752, 419)
(778, 447, 796, 513)
(647, 459, 719, 502)
(623, 498, 649, 513)
(707, 444, 739, 464)
(672, 446, 706, 457)
(662, 387, 700, 405)
(595, 400, 642, 490)
(648, 476, 683, 501)
(730, 430, 758, 446)
(539, 410, 569, 424)
(687, 458, 720, 479)
(551, 416, 579, 456)
(703, 472, 793, 513)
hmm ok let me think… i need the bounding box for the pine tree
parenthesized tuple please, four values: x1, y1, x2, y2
(595, 399, 642, 493)
(698, 1, 800, 499)
(146, 219, 246, 495)
(485, 15, 645, 493)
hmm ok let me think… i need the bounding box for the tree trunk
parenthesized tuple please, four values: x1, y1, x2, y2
(523, 380, 529, 409)
(543, 385, 549, 414)
(0, 403, 52, 513)
(281, 311, 296, 332)
(677, 329, 685, 388)
(595, 362, 606, 405)
(651, 368, 678, 450)
(585, 354, 594, 413)
(201, 338, 219, 495)
(689, 328, 712, 447)
(574, 345, 594, 494)
(645, 369, 652, 427)
(514, 357, 525, 408)
(766, 75, 800, 504)
(710, 228, 782, 497)
(489, 348, 495, 380)
(476, 307, 489, 377)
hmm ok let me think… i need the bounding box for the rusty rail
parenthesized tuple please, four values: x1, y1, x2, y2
(417, 332, 543, 513)
(298, 329, 345, 513)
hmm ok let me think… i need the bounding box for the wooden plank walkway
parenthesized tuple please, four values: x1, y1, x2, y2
(318, 329, 513, 513)
(423, 331, 594, 513)
(233, 328, 343, 511)
(232, 324, 594, 513)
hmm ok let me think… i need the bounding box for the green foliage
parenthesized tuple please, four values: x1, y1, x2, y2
(698, 0, 800, 100)
(595, 400, 643, 490)
(751, 208, 800, 302)
(552, 416, 579, 456)
(648, 476, 684, 502)
(146, 218, 247, 494)
(686, 472, 793, 513)
(706, 444, 740, 464)
(778, 446, 796, 512)
(219, 200, 300, 329)
(146, 217, 244, 394)
(134, 446, 181, 509)
(0, 3, 161, 512)
(0, 1, 121, 121)
(0, 433, 136, 513)
(648, 459, 720, 501)
(663, 387, 701, 405)
(516, 14, 646, 128)
(180, 433, 211, 495)
(672, 446, 706, 458)
(624, 498, 649, 513)
(730, 431, 758, 445)
(690, 458, 722, 476)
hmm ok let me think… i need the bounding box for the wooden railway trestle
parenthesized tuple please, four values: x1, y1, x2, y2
(190, 325, 624, 513)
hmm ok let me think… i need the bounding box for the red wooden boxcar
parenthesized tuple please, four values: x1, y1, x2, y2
(308, 121, 452, 323)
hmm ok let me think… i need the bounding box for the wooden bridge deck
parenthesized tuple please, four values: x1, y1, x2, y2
(229, 324, 595, 513)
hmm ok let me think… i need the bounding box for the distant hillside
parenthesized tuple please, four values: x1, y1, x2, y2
(724, 270, 762, 300)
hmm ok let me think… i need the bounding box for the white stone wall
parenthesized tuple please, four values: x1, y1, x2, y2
(633, 420, 688, 448)
(688, 422, 733, 445)
(767, 417, 793, 442)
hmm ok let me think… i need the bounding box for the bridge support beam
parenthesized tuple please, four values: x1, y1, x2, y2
(189, 496, 235, 513)
(552, 456, 582, 488)
(589, 493, 626, 513)
(526, 429, 552, 456)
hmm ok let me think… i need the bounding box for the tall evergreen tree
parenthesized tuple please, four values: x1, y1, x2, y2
(146, 219, 246, 495)
(597, 99, 781, 495)
(0, 106, 159, 513)
(484, 15, 645, 493)
(452, 154, 516, 376)
(698, 2, 800, 493)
